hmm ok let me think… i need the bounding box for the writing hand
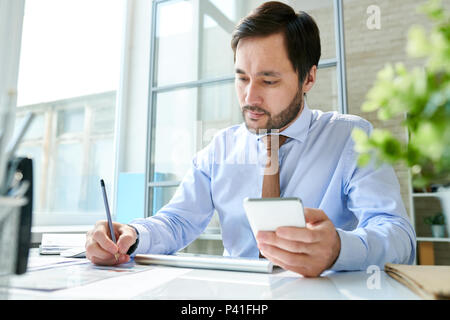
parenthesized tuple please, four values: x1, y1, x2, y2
(85, 221, 138, 266)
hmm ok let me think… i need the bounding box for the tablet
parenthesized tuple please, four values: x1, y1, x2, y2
(243, 197, 306, 237)
(135, 253, 273, 273)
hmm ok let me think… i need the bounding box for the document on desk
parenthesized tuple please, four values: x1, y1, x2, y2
(385, 263, 450, 300)
(38, 233, 86, 255)
(8, 260, 152, 291)
(135, 253, 274, 273)
(26, 255, 88, 271)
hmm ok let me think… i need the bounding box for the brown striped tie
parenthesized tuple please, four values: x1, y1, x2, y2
(259, 134, 287, 258)
(261, 134, 288, 198)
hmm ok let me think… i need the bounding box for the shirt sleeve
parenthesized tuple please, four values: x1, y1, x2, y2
(128, 145, 215, 256)
(330, 120, 416, 271)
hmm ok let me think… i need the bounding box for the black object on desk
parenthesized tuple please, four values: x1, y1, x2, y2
(6, 157, 33, 275)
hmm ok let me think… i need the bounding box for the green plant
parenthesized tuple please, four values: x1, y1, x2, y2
(352, 0, 450, 188)
(424, 212, 446, 225)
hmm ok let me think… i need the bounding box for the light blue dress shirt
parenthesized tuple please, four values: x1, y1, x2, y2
(130, 103, 416, 271)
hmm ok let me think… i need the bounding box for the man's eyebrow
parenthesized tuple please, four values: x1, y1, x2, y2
(234, 68, 281, 77)
(257, 70, 282, 77)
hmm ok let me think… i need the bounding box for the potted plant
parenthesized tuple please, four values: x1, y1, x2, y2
(352, 0, 450, 236)
(424, 213, 447, 238)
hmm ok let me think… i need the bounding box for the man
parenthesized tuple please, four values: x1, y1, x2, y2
(85, 1, 416, 277)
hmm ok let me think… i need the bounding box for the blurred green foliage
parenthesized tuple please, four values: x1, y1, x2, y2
(352, 0, 450, 187)
(424, 212, 445, 225)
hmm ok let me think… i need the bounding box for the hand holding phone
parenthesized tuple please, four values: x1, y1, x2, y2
(251, 205, 342, 278)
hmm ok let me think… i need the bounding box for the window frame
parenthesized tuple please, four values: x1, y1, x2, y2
(11, 1, 130, 226)
(16, 91, 117, 226)
(145, 0, 348, 217)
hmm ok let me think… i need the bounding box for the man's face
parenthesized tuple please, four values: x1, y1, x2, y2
(235, 32, 302, 134)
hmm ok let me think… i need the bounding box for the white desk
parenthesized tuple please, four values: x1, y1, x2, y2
(5, 250, 420, 300)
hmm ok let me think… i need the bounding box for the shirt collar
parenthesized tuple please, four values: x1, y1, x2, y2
(251, 100, 312, 143)
(280, 100, 312, 143)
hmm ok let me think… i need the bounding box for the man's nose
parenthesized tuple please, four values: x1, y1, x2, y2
(245, 81, 263, 106)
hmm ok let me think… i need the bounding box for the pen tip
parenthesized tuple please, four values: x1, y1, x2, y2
(100, 179, 105, 187)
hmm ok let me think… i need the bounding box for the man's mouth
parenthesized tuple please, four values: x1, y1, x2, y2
(247, 110, 266, 120)
(244, 107, 268, 120)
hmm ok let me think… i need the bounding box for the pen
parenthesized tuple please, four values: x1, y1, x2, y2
(100, 179, 119, 262)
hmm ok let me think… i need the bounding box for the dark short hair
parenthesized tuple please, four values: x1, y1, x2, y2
(231, 1, 321, 86)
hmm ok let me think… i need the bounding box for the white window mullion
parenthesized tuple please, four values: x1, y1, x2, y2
(39, 108, 53, 211)
(0, 0, 25, 185)
(80, 102, 92, 211)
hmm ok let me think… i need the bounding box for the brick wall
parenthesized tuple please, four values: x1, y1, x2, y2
(342, 0, 450, 264)
(342, 0, 432, 219)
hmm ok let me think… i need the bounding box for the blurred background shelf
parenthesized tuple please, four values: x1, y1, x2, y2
(412, 193, 441, 198)
(410, 189, 450, 266)
(417, 237, 450, 243)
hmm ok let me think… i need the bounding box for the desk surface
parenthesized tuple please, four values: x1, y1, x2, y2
(5, 250, 421, 300)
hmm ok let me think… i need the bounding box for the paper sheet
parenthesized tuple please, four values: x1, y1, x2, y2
(26, 255, 88, 271)
(39, 233, 86, 254)
(8, 260, 151, 291)
(47, 266, 191, 299)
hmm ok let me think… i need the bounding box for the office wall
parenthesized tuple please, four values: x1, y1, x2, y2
(342, 1, 450, 266)
(342, 0, 432, 219)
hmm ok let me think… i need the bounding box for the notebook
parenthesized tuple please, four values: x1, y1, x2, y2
(135, 253, 274, 273)
(385, 263, 450, 300)
(39, 233, 86, 255)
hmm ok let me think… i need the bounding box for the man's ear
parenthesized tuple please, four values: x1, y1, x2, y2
(302, 65, 317, 94)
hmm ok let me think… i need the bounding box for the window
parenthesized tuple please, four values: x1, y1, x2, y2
(15, 0, 125, 225)
(146, 0, 347, 224)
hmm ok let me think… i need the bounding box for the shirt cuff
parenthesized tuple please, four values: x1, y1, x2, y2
(128, 223, 151, 257)
(330, 228, 368, 272)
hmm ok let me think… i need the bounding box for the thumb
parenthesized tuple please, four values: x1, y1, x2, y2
(304, 208, 328, 225)
(116, 224, 137, 254)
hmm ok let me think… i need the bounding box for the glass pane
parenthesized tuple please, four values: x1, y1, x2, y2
(17, 0, 124, 106)
(14, 113, 45, 141)
(16, 145, 43, 211)
(90, 95, 116, 135)
(152, 186, 178, 214)
(198, 83, 242, 147)
(57, 108, 85, 136)
(153, 81, 240, 182)
(155, 0, 196, 86)
(154, 0, 336, 86)
(49, 143, 83, 212)
(307, 66, 339, 112)
(81, 138, 115, 212)
(15, 0, 123, 220)
(200, 1, 237, 80)
(155, 0, 240, 86)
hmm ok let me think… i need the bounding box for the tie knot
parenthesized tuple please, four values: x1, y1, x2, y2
(262, 135, 288, 151)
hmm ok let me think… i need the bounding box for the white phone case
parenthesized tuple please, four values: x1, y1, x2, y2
(243, 197, 306, 237)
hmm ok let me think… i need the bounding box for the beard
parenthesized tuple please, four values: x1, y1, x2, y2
(242, 89, 304, 134)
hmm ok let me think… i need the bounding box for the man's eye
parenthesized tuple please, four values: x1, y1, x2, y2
(263, 80, 277, 85)
(238, 77, 248, 82)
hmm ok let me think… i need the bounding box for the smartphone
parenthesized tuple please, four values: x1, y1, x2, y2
(243, 197, 306, 237)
